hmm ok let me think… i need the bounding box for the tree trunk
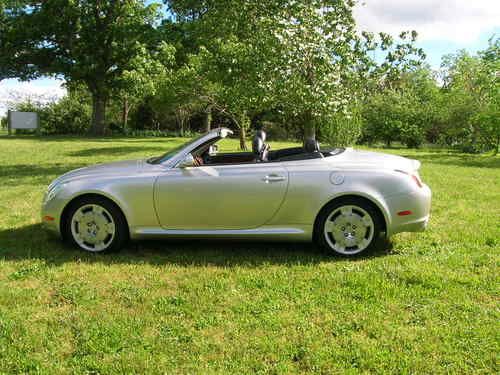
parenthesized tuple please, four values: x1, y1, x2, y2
(239, 126, 247, 150)
(89, 93, 107, 136)
(122, 96, 130, 135)
(303, 111, 316, 142)
(176, 108, 187, 137)
(234, 112, 249, 151)
(203, 106, 212, 132)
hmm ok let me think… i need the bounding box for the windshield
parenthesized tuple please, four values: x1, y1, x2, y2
(147, 133, 208, 164)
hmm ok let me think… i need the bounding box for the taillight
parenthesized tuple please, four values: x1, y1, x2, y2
(412, 174, 423, 188)
(395, 169, 423, 188)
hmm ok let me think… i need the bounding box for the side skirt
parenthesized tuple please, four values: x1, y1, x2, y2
(130, 225, 312, 241)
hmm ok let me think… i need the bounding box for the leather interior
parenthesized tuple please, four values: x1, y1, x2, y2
(208, 152, 255, 164)
(252, 130, 269, 162)
(252, 136, 264, 156)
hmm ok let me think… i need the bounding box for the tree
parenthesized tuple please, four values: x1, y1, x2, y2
(473, 38, 499, 154)
(114, 42, 175, 133)
(165, 1, 362, 145)
(1, 1, 163, 135)
(361, 67, 439, 148)
(195, 41, 266, 149)
(152, 49, 215, 136)
(0, 1, 36, 82)
(260, 1, 360, 141)
(439, 38, 499, 153)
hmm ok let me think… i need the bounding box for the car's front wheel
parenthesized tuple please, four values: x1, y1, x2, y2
(315, 197, 383, 256)
(63, 196, 128, 253)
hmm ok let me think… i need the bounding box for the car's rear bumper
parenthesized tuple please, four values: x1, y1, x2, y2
(386, 184, 432, 236)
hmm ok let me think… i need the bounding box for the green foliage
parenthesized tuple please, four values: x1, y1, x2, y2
(362, 92, 402, 146)
(362, 67, 440, 148)
(321, 106, 363, 147)
(12, 89, 92, 135)
(43, 94, 93, 135)
(114, 42, 176, 133)
(151, 49, 211, 135)
(438, 39, 499, 153)
(0, 1, 37, 81)
(1, 1, 165, 134)
(472, 101, 499, 154)
(0, 117, 6, 130)
(167, 0, 363, 144)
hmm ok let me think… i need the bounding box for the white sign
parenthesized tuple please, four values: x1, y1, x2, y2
(8, 111, 39, 134)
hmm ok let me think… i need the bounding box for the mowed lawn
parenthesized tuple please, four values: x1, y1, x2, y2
(0, 134, 498, 374)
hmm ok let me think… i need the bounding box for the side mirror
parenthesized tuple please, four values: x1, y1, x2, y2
(177, 153, 195, 168)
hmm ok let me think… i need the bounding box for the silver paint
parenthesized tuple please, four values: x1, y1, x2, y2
(41, 128, 432, 246)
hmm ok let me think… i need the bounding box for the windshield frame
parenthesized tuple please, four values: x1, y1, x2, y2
(147, 133, 209, 165)
(147, 128, 231, 167)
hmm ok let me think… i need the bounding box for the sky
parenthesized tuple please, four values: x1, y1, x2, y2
(1, 0, 499, 116)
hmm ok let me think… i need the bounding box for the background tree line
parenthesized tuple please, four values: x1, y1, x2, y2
(1, 1, 498, 153)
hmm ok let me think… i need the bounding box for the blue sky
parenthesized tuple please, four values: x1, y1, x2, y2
(417, 31, 498, 67)
(354, 0, 499, 67)
(1, 0, 499, 115)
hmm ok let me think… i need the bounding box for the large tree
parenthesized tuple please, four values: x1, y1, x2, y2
(1, 0, 163, 135)
(166, 1, 365, 143)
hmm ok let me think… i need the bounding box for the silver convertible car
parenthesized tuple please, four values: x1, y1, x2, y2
(42, 128, 431, 256)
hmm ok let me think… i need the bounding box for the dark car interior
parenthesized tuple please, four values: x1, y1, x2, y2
(191, 130, 344, 167)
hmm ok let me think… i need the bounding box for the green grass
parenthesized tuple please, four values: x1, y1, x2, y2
(0, 135, 499, 374)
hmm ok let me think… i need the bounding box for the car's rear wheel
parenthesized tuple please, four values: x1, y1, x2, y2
(63, 196, 128, 253)
(315, 197, 382, 256)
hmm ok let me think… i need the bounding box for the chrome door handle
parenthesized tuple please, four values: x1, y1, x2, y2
(262, 174, 286, 183)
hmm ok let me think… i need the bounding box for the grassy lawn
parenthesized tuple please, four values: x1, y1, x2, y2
(0, 134, 498, 374)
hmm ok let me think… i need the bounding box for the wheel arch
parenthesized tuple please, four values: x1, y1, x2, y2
(314, 193, 389, 236)
(60, 192, 130, 240)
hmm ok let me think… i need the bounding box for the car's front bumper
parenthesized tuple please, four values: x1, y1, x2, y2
(385, 183, 432, 236)
(41, 195, 65, 238)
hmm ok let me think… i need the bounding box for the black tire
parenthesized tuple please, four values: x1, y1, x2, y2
(62, 196, 128, 253)
(314, 197, 383, 257)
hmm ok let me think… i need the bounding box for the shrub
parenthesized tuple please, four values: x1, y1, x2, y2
(10, 91, 91, 135)
(320, 107, 363, 147)
(42, 93, 92, 134)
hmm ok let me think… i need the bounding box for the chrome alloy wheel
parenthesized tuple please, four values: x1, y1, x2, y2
(323, 205, 375, 255)
(70, 204, 116, 252)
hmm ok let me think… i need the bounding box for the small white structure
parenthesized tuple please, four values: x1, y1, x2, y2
(7, 111, 40, 135)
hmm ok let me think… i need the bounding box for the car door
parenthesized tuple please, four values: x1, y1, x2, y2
(154, 163, 289, 230)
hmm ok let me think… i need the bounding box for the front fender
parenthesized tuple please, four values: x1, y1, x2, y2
(42, 175, 158, 236)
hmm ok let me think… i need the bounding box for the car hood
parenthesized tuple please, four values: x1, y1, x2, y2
(49, 159, 149, 188)
(330, 148, 420, 172)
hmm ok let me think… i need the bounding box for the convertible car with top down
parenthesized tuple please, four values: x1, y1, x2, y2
(42, 128, 431, 256)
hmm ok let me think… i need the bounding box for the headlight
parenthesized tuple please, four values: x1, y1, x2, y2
(44, 183, 66, 204)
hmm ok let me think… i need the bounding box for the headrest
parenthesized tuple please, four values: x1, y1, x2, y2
(255, 130, 266, 142)
(252, 136, 264, 155)
(304, 138, 320, 153)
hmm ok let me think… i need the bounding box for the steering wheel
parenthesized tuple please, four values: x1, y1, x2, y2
(193, 155, 204, 167)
